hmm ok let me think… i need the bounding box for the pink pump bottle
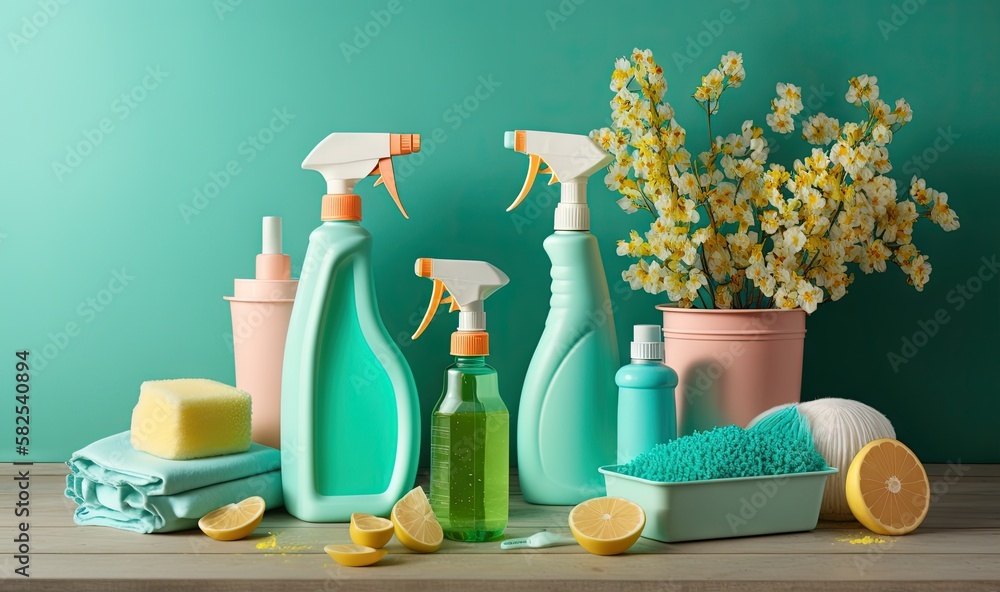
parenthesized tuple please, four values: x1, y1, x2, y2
(225, 216, 298, 449)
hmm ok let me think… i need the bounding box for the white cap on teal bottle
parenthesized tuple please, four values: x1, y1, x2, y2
(631, 324, 664, 361)
(502, 130, 613, 231)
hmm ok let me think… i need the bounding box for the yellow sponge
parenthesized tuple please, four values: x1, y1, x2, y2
(130, 379, 252, 460)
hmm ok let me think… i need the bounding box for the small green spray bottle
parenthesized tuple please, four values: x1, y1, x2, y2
(412, 258, 510, 542)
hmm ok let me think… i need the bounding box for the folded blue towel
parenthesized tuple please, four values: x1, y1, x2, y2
(65, 431, 283, 533)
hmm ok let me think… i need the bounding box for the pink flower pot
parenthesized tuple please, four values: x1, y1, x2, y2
(657, 306, 806, 435)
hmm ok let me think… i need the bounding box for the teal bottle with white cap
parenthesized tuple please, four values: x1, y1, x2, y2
(504, 130, 618, 505)
(616, 324, 678, 464)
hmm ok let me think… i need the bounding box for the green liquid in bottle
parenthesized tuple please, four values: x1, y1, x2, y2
(429, 356, 509, 542)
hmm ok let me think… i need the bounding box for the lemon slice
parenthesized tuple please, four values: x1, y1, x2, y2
(198, 496, 265, 541)
(324, 544, 387, 567)
(391, 486, 443, 553)
(846, 438, 930, 535)
(568, 497, 645, 555)
(350, 512, 394, 549)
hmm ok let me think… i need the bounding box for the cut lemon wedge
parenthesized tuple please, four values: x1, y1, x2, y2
(324, 544, 387, 567)
(350, 512, 394, 549)
(846, 438, 930, 536)
(391, 486, 443, 553)
(568, 497, 645, 555)
(198, 496, 265, 541)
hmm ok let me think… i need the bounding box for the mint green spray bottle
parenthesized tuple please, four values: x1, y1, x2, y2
(504, 130, 618, 505)
(281, 132, 421, 522)
(411, 258, 510, 541)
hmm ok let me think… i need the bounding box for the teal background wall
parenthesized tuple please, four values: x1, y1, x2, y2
(2, 0, 997, 464)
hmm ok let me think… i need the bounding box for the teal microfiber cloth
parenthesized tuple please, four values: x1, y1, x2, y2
(65, 431, 283, 533)
(621, 405, 827, 482)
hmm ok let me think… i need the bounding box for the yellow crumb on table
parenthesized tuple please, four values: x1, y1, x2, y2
(256, 535, 277, 550)
(835, 533, 889, 545)
(255, 532, 314, 553)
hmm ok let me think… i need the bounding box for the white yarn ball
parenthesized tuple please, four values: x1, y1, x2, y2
(748, 398, 895, 521)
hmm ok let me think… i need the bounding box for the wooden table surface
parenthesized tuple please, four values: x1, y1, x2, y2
(2, 463, 998, 591)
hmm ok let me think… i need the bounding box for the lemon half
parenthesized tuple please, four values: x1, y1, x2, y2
(391, 486, 443, 553)
(198, 496, 265, 541)
(569, 496, 645, 556)
(324, 544, 387, 567)
(350, 512, 394, 549)
(846, 438, 930, 536)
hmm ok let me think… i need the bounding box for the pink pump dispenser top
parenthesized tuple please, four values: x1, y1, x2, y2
(225, 216, 298, 449)
(255, 216, 292, 280)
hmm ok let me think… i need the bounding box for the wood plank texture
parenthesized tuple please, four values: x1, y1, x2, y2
(21, 525, 1000, 555)
(1, 463, 998, 591)
(5, 553, 1000, 592)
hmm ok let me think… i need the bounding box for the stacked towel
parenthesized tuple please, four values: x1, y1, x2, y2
(66, 431, 282, 533)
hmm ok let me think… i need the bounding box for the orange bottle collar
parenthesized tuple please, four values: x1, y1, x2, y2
(321, 194, 362, 221)
(451, 332, 489, 356)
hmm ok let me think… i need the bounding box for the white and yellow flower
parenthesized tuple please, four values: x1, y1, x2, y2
(892, 98, 913, 124)
(701, 68, 725, 100)
(930, 191, 960, 231)
(871, 123, 892, 146)
(597, 48, 957, 312)
(796, 279, 823, 313)
(776, 83, 804, 113)
(611, 57, 632, 92)
(846, 74, 879, 106)
(782, 226, 808, 254)
(767, 111, 794, 134)
(676, 172, 700, 196)
(721, 51, 743, 76)
(910, 176, 931, 206)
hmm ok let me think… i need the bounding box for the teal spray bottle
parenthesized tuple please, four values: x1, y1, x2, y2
(411, 258, 510, 541)
(504, 130, 618, 505)
(281, 133, 421, 522)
